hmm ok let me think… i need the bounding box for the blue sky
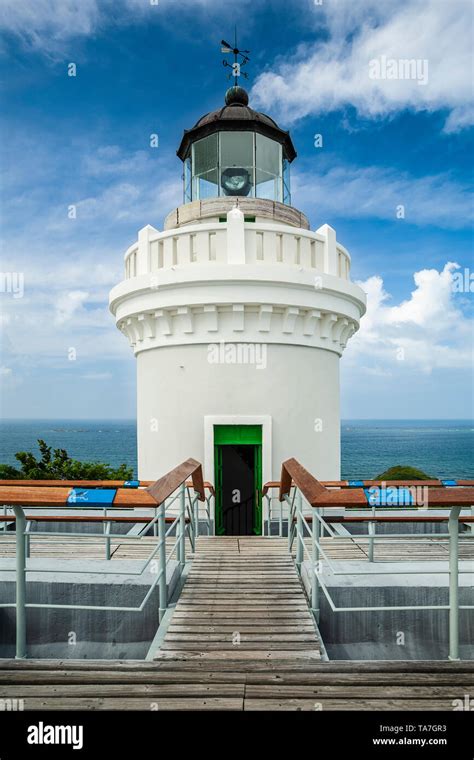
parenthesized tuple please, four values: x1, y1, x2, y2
(0, 0, 473, 420)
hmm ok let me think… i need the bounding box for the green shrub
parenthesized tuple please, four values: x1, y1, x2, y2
(0, 464, 22, 479)
(374, 464, 432, 480)
(1, 439, 133, 480)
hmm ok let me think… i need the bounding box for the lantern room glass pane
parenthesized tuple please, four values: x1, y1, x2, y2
(192, 134, 219, 200)
(219, 132, 254, 197)
(283, 158, 291, 205)
(184, 156, 192, 203)
(194, 169, 219, 199)
(255, 133, 282, 202)
(186, 131, 290, 204)
(193, 133, 218, 175)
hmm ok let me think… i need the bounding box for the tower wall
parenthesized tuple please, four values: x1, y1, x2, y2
(136, 342, 340, 481)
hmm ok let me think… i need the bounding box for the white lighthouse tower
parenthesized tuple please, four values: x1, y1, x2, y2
(109, 81, 366, 535)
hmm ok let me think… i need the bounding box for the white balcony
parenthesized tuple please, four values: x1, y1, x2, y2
(123, 210, 352, 282)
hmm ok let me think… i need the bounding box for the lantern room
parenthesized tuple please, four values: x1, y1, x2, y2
(177, 85, 296, 205)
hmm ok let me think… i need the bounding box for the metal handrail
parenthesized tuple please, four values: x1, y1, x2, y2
(276, 459, 474, 662)
(0, 460, 214, 659)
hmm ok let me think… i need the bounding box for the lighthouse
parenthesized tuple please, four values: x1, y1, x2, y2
(109, 62, 366, 535)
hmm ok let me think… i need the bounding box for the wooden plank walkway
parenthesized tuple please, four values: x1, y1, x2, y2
(155, 537, 322, 656)
(1, 657, 473, 711)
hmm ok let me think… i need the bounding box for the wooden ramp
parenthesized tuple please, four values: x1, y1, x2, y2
(155, 536, 322, 658)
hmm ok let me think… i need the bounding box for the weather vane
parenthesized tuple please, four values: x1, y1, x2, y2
(221, 29, 250, 81)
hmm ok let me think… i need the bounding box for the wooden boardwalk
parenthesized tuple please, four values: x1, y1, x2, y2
(155, 537, 322, 657)
(0, 658, 473, 710)
(1, 536, 473, 710)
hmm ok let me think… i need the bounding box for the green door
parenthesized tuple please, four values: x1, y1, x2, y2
(215, 444, 224, 535)
(254, 441, 262, 534)
(214, 425, 262, 536)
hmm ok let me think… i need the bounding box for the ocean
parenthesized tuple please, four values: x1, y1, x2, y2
(0, 419, 472, 480)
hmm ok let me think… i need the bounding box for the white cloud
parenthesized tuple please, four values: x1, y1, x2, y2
(43, 176, 182, 231)
(251, 0, 474, 131)
(82, 147, 152, 179)
(54, 290, 88, 324)
(292, 164, 473, 229)
(0, 0, 100, 53)
(1, 134, 182, 238)
(388, 264, 460, 326)
(0, 0, 229, 53)
(345, 262, 473, 373)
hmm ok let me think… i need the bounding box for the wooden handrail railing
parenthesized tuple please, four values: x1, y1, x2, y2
(0, 478, 215, 493)
(146, 458, 205, 503)
(279, 458, 326, 503)
(264, 478, 474, 496)
(279, 458, 474, 508)
(0, 480, 143, 488)
(0, 486, 155, 508)
(0, 460, 208, 508)
(186, 480, 215, 497)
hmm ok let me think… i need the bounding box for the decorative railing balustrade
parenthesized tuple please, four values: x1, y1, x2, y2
(123, 218, 352, 281)
(276, 459, 474, 661)
(0, 460, 213, 659)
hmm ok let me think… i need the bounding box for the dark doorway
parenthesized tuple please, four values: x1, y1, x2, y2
(219, 444, 255, 535)
(214, 425, 262, 536)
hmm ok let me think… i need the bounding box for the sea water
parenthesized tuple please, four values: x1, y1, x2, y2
(0, 419, 472, 480)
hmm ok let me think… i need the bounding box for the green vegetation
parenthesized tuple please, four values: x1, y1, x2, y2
(374, 464, 432, 481)
(0, 439, 133, 480)
(0, 464, 22, 479)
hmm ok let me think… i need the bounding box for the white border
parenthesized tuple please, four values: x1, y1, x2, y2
(204, 414, 272, 535)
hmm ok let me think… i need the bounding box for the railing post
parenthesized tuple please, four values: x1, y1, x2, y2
(187, 493, 195, 554)
(287, 496, 292, 551)
(13, 506, 27, 659)
(448, 506, 461, 661)
(207, 495, 212, 535)
(295, 490, 303, 572)
(368, 521, 375, 562)
(311, 508, 320, 622)
(25, 521, 31, 560)
(287, 491, 296, 551)
(158, 501, 167, 622)
(179, 483, 186, 570)
(194, 493, 199, 542)
(104, 521, 111, 560)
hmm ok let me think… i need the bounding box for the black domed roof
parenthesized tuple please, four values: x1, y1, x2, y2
(194, 101, 280, 130)
(177, 87, 296, 162)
